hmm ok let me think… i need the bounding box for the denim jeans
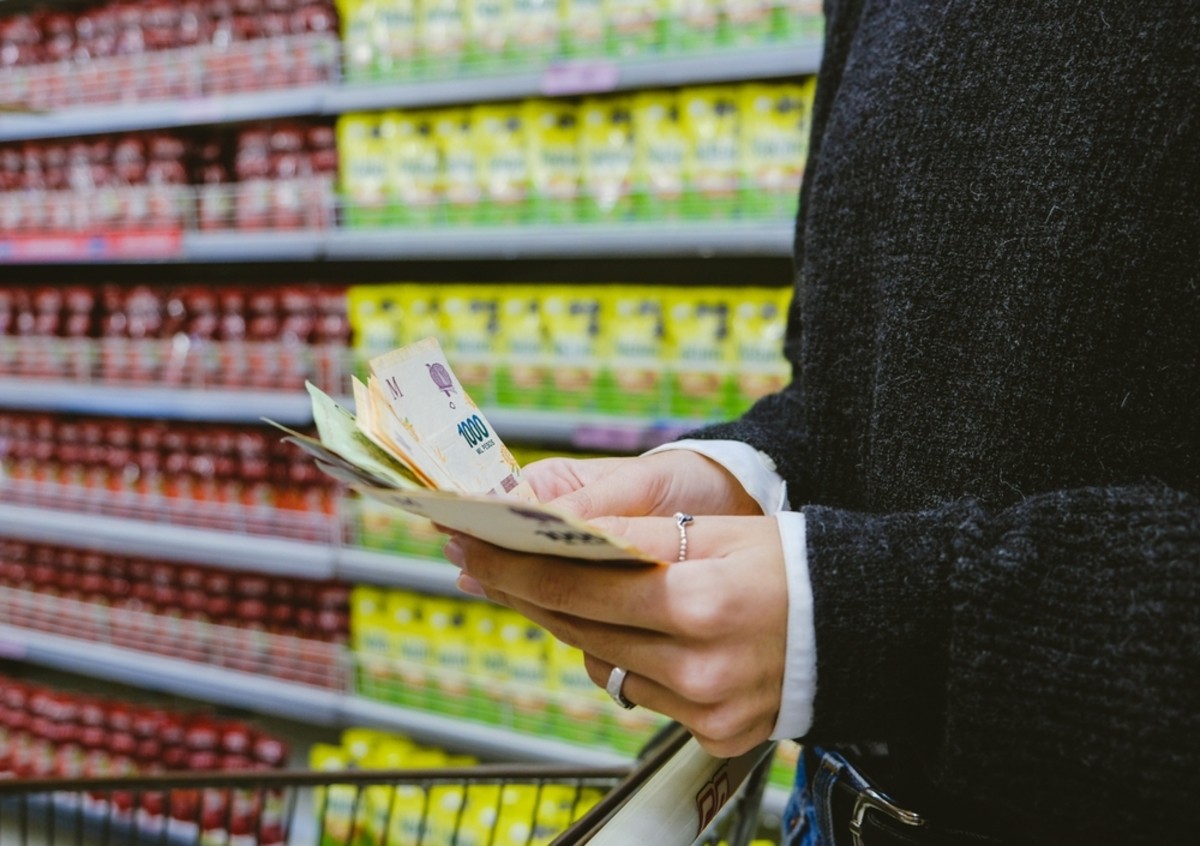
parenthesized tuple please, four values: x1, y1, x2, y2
(781, 746, 822, 846)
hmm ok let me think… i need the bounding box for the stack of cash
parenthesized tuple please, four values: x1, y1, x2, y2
(268, 337, 652, 562)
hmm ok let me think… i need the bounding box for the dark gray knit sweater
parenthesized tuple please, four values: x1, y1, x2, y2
(693, 2, 1199, 842)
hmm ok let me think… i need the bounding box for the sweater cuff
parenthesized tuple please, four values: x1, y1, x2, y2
(801, 502, 971, 742)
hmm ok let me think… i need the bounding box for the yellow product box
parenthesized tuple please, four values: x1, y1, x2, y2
(579, 96, 636, 221)
(597, 285, 667, 416)
(720, 0, 773, 45)
(439, 284, 500, 404)
(737, 81, 812, 218)
(465, 0, 512, 69)
(373, 0, 419, 80)
(607, 0, 661, 55)
(418, 0, 468, 74)
(632, 90, 688, 221)
(728, 286, 791, 414)
(336, 113, 389, 227)
(542, 285, 604, 412)
(383, 785, 434, 846)
(561, 0, 606, 56)
(680, 85, 742, 218)
(424, 596, 473, 716)
(497, 607, 552, 735)
(664, 286, 736, 420)
(773, 0, 824, 40)
(381, 109, 441, 226)
(471, 102, 532, 224)
(336, 0, 375, 82)
(510, 0, 560, 60)
(354, 494, 444, 558)
(523, 99, 581, 224)
(309, 745, 359, 846)
(433, 108, 483, 224)
(347, 283, 404, 377)
(464, 601, 508, 723)
(495, 286, 550, 408)
(385, 589, 433, 710)
(548, 639, 610, 746)
(350, 585, 394, 702)
(396, 284, 443, 346)
(661, 0, 721, 51)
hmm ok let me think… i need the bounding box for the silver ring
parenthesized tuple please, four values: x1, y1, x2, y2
(606, 666, 636, 710)
(673, 512, 694, 562)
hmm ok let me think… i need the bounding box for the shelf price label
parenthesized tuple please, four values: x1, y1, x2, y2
(540, 60, 620, 96)
(0, 230, 184, 262)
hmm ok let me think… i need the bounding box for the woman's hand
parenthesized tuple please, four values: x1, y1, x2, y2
(444, 513, 788, 758)
(524, 450, 765, 519)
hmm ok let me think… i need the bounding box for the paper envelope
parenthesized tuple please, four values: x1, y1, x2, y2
(354, 483, 661, 564)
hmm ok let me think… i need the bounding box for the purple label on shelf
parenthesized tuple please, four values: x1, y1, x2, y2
(540, 61, 620, 96)
(0, 639, 27, 659)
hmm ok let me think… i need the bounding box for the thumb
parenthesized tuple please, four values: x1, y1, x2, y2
(549, 463, 663, 521)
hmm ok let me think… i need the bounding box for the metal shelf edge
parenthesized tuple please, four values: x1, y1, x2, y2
(341, 696, 630, 767)
(0, 504, 336, 579)
(0, 625, 344, 725)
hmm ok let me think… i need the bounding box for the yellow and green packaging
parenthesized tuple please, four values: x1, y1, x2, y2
(347, 283, 403, 377)
(720, 0, 774, 45)
(542, 285, 603, 412)
(424, 596, 472, 717)
(664, 286, 735, 419)
(608, 0, 661, 56)
(439, 284, 500, 404)
(511, 0, 561, 61)
(580, 96, 636, 221)
(350, 585, 392, 702)
(418, 0, 468, 75)
(497, 608, 552, 735)
(465, 0, 512, 70)
(597, 286, 666, 416)
(681, 85, 741, 218)
(523, 99, 581, 224)
(773, 0, 825, 40)
(471, 102, 532, 224)
(728, 286, 791, 414)
(337, 113, 389, 228)
(737, 81, 812, 218)
(495, 286, 549, 408)
(336, 0, 376, 83)
(464, 601, 507, 724)
(373, 0, 419, 80)
(632, 90, 688, 221)
(548, 639, 609, 746)
(386, 589, 433, 710)
(662, 0, 721, 51)
(381, 109, 441, 226)
(396, 284, 442, 346)
(433, 108, 483, 224)
(561, 0, 607, 56)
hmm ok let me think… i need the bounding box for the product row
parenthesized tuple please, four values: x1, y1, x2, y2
(339, 80, 814, 227)
(0, 122, 337, 234)
(0, 280, 792, 423)
(0, 0, 337, 110)
(338, 0, 822, 83)
(0, 283, 348, 387)
(0, 673, 292, 841)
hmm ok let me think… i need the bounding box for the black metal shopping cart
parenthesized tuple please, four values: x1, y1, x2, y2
(0, 723, 776, 846)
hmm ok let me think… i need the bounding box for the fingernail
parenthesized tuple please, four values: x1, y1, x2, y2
(456, 572, 486, 598)
(443, 537, 464, 567)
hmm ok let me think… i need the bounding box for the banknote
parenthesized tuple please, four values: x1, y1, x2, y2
(365, 337, 534, 500)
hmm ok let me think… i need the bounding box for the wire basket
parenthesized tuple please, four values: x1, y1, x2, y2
(0, 724, 775, 846)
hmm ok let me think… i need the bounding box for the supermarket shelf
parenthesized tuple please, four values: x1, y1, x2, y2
(0, 624, 629, 766)
(181, 229, 327, 262)
(331, 40, 824, 113)
(0, 502, 464, 592)
(487, 407, 701, 452)
(0, 85, 330, 143)
(0, 378, 315, 423)
(341, 696, 627, 768)
(0, 503, 335, 579)
(0, 624, 344, 725)
(0, 41, 822, 143)
(324, 219, 796, 260)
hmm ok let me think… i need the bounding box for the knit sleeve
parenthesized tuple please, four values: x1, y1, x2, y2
(802, 482, 1200, 844)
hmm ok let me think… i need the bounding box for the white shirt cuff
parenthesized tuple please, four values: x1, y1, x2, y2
(770, 510, 816, 739)
(644, 439, 789, 514)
